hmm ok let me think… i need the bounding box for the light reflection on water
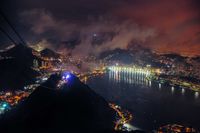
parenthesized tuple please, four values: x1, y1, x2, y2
(171, 86, 175, 94)
(88, 70, 200, 130)
(159, 83, 161, 89)
(195, 92, 199, 99)
(181, 88, 185, 95)
(108, 70, 149, 86)
(108, 70, 199, 99)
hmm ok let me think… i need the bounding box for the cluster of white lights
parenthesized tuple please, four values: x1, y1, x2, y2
(108, 66, 151, 75)
(62, 72, 71, 81)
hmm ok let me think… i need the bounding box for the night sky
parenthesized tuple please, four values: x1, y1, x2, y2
(0, 0, 200, 56)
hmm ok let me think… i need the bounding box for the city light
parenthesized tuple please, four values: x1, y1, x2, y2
(108, 66, 152, 77)
(0, 1, 200, 132)
(62, 72, 72, 81)
(0, 102, 10, 115)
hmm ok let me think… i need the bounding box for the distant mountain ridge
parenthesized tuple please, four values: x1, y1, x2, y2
(0, 44, 63, 90)
(40, 48, 60, 58)
(98, 44, 200, 68)
(98, 45, 160, 66)
(0, 44, 40, 90)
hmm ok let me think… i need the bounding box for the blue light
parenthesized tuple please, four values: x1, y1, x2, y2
(2, 103, 7, 108)
(62, 72, 71, 81)
(66, 74, 70, 79)
(0, 102, 11, 115)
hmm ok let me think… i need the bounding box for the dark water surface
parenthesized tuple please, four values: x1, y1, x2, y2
(87, 70, 200, 131)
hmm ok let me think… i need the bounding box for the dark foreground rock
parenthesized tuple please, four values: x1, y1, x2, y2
(0, 74, 145, 133)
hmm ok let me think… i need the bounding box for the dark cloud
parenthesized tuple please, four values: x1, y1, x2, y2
(18, 9, 155, 57)
(91, 32, 116, 46)
(0, 0, 200, 56)
(61, 38, 81, 50)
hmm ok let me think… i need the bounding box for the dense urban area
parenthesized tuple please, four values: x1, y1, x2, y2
(0, 44, 199, 132)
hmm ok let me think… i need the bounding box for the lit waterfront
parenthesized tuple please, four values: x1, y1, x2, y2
(108, 66, 151, 86)
(107, 66, 199, 99)
(0, 75, 49, 115)
(109, 103, 133, 131)
(0, 65, 200, 131)
(88, 69, 200, 131)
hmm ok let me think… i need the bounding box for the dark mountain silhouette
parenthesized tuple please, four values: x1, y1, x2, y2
(98, 46, 161, 67)
(99, 48, 134, 64)
(161, 53, 187, 62)
(40, 48, 60, 58)
(192, 56, 200, 62)
(0, 74, 114, 133)
(0, 44, 40, 90)
(0, 44, 38, 66)
(0, 74, 145, 133)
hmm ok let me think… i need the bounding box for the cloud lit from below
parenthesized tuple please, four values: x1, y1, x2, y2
(16, 0, 200, 57)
